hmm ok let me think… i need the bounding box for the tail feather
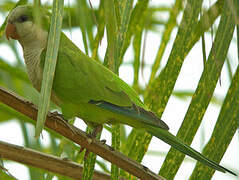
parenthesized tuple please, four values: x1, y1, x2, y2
(147, 126, 236, 176)
(89, 100, 236, 175)
(89, 100, 169, 130)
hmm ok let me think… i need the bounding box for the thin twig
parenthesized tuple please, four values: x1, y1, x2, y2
(0, 86, 164, 180)
(0, 162, 17, 179)
(0, 140, 109, 180)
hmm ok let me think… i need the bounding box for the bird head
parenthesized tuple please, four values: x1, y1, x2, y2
(6, 5, 35, 40)
(5, 5, 49, 48)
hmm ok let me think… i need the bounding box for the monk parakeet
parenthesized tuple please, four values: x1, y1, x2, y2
(5, 5, 236, 175)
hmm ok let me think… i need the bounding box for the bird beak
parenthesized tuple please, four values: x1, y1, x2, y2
(5, 22, 20, 40)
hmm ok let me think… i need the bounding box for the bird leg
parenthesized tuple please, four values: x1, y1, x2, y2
(89, 124, 103, 138)
(79, 124, 104, 160)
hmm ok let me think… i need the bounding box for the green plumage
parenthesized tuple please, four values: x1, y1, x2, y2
(41, 33, 168, 129)
(6, 5, 236, 176)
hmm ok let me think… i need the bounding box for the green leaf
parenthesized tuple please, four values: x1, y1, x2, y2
(149, 0, 183, 84)
(173, 90, 222, 105)
(190, 62, 239, 178)
(190, 0, 239, 178)
(92, 0, 105, 60)
(103, 0, 117, 70)
(131, 0, 149, 90)
(125, 0, 205, 169)
(145, 0, 203, 115)
(35, 0, 64, 137)
(121, 0, 149, 56)
(75, 0, 92, 55)
(159, 0, 236, 178)
(144, 0, 224, 113)
(82, 126, 102, 180)
(111, 124, 120, 180)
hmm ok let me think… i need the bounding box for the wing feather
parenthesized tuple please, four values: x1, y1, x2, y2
(47, 33, 145, 109)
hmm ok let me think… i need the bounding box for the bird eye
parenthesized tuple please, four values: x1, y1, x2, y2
(18, 15, 28, 23)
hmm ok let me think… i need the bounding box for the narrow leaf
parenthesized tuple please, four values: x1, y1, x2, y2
(159, 0, 235, 177)
(126, 0, 204, 168)
(111, 124, 120, 180)
(149, 0, 183, 84)
(35, 0, 64, 137)
(82, 126, 102, 180)
(190, 63, 239, 179)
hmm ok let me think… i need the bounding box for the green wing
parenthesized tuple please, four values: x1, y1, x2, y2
(40, 32, 167, 129)
(53, 33, 144, 108)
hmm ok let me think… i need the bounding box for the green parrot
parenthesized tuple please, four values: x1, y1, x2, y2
(5, 5, 236, 176)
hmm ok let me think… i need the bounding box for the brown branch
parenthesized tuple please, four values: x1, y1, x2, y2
(0, 140, 109, 180)
(0, 86, 164, 180)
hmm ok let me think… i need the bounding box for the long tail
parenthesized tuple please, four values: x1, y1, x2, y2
(147, 126, 236, 176)
(90, 100, 236, 175)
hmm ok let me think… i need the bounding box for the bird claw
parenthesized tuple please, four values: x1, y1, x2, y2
(51, 111, 67, 121)
(24, 100, 34, 106)
(100, 139, 106, 145)
(50, 111, 77, 136)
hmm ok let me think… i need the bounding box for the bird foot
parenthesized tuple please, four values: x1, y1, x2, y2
(89, 124, 103, 137)
(51, 111, 67, 121)
(79, 125, 104, 160)
(50, 111, 77, 135)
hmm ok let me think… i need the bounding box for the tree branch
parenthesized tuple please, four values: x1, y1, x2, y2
(0, 140, 110, 180)
(0, 86, 164, 180)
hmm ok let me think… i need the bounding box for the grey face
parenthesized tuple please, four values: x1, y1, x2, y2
(8, 5, 33, 24)
(6, 5, 42, 44)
